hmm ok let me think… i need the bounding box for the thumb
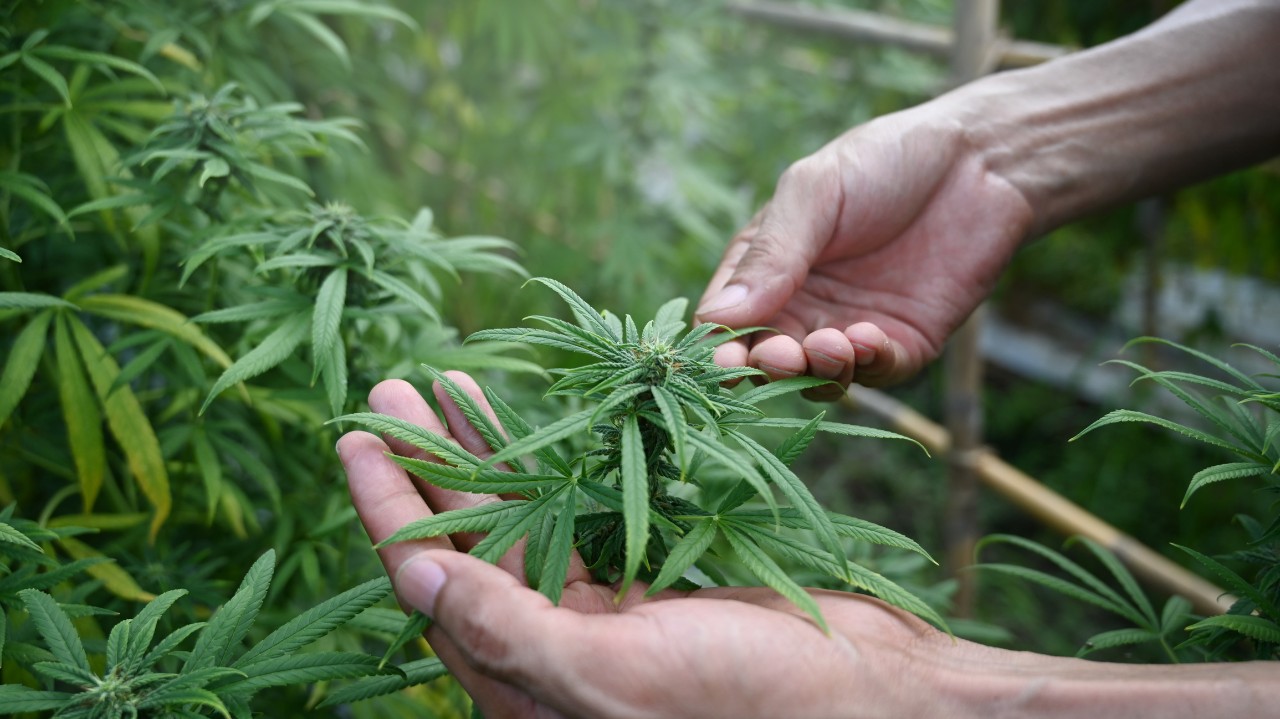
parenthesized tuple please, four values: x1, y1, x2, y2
(396, 550, 567, 685)
(696, 156, 840, 328)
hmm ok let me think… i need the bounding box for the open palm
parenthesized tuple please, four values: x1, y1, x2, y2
(339, 374, 968, 719)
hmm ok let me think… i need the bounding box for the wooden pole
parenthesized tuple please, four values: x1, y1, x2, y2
(940, 0, 998, 619)
(726, 1, 1071, 69)
(844, 386, 1235, 617)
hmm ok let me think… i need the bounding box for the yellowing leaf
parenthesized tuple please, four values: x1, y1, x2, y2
(0, 309, 53, 428)
(57, 535, 155, 602)
(78, 294, 234, 370)
(55, 314, 105, 511)
(69, 317, 171, 541)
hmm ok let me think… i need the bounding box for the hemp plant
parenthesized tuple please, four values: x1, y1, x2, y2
(340, 278, 942, 629)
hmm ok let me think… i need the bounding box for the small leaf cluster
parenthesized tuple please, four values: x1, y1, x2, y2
(976, 534, 1193, 662)
(341, 278, 942, 629)
(0, 538, 440, 719)
(1069, 337, 1280, 659)
(185, 202, 524, 416)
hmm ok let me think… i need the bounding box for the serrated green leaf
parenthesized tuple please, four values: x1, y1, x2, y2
(684, 428, 777, 517)
(35, 45, 165, 92)
(727, 429, 845, 575)
(20, 53, 70, 105)
(1182, 462, 1271, 507)
(525, 277, 617, 340)
(378, 500, 527, 546)
(423, 366, 509, 458)
(317, 657, 447, 708)
(312, 268, 347, 384)
(720, 525, 826, 631)
(1069, 536, 1157, 625)
(0, 520, 41, 552)
(142, 622, 207, 667)
(322, 332, 348, 416)
(332, 412, 483, 469)
(0, 246, 19, 262)
(378, 611, 431, 669)
(0, 171, 71, 232)
(1172, 543, 1280, 618)
(389, 457, 564, 495)
(470, 489, 563, 564)
(538, 496, 578, 606)
(1072, 409, 1252, 458)
(186, 550, 275, 672)
(618, 414, 649, 599)
(975, 534, 1144, 626)
(0, 309, 52, 428)
(482, 408, 594, 471)
(1076, 627, 1160, 657)
(218, 652, 383, 696)
(483, 388, 573, 476)
(0, 292, 76, 310)
(68, 319, 170, 540)
(646, 519, 716, 596)
(138, 687, 231, 717)
(193, 298, 310, 324)
(774, 413, 823, 467)
(734, 376, 833, 405)
(17, 589, 90, 672)
(1186, 614, 1280, 644)
(0, 685, 74, 712)
(1122, 337, 1265, 391)
(369, 269, 439, 323)
(54, 315, 104, 513)
(649, 385, 689, 478)
(975, 563, 1134, 623)
(235, 576, 390, 667)
(31, 660, 96, 686)
(743, 418, 926, 453)
(121, 589, 189, 674)
(202, 313, 309, 414)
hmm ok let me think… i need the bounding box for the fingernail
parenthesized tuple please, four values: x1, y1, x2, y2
(851, 343, 877, 366)
(758, 363, 799, 379)
(397, 556, 446, 616)
(697, 284, 748, 316)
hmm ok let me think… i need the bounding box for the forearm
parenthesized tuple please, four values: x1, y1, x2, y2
(929, 646, 1280, 718)
(948, 0, 1280, 237)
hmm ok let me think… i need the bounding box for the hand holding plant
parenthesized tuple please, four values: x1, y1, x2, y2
(337, 374, 957, 719)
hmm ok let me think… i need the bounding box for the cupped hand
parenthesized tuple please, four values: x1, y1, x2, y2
(695, 102, 1034, 394)
(338, 374, 977, 719)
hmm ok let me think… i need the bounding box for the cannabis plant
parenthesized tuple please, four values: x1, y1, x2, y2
(976, 534, 1194, 661)
(1071, 337, 1280, 659)
(1, 539, 404, 718)
(341, 278, 942, 629)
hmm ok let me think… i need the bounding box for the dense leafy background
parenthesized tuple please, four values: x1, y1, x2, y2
(2, 0, 1276, 714)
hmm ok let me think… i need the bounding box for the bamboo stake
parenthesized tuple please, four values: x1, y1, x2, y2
(726, 1, 1071, 69)
(844, 386, 1235, 617)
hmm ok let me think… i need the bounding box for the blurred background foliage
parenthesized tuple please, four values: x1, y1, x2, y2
(1, 0, 1276, 714)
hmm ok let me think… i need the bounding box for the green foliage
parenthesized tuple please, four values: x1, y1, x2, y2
(340, 278, 941, 630)
(1026, 337, 1280, 660)
(1, 535, 404, 718)
(975, 534, 1192, 661)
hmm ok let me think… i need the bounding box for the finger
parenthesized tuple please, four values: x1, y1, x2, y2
(747, 334, 806, 382)
(398, 550, 611, 717)
(695, 155, 840, 329)
(338, 431, 454, 601)
(367, 380, 502, 538)
(712, 338, 750, 386)
(801, 328, 854, 401)
(844, 322, 912, 387)
(695, 208, 765, 322)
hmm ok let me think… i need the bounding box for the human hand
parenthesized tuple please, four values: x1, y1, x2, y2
(695, 102, 1034, 394)
(337, 374, 971, 718)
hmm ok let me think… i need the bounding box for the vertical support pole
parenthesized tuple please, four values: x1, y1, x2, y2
(942, 0, 999, 618)
(1137, 198, 1166, 368)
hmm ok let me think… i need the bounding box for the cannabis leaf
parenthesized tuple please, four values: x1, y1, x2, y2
(339, 278, 936, 629)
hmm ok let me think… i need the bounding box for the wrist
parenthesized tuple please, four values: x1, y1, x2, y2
(941, 0, 1280, 237)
